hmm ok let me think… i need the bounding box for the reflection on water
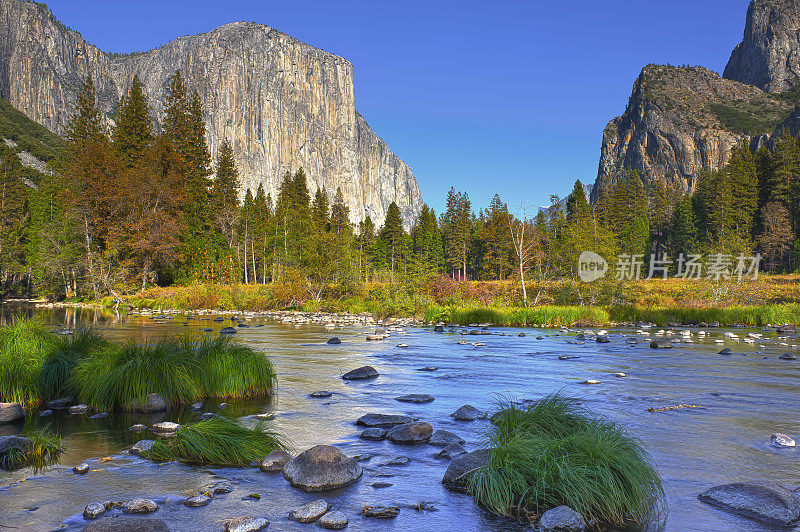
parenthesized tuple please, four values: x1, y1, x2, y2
(0, 304, 799, 531)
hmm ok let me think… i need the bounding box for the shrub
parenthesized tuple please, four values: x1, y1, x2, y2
(147, 417, 284, 466)
(471, 395, 663, 527)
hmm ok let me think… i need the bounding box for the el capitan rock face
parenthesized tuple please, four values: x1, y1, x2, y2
(724, 0, 800, 93)
(0, 0, 422, 227)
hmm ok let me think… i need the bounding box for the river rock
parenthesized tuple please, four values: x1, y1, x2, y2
(442, 449, 490, 493)
(317, 510, 348, 529)
(225, 517, 269, 532)
(69, 404, 88, 414)
(780, 352, 797, 360)
(183, 495, 211, 507)
(387, 422, 432, 444)
(417, 366, 438, 371)
(130, 393, 167, 413)
(719, 348, 734, 355)
(778, 325, 797, 334)
(538, 505, 586, 532)
(451, 404, 486, 421)
(356, 413, 413, 427)
(0, 402, 25, 424)
(151, 422, 180, 435)
(363, 505, 399, 518)
(90, 412, 109, 419)
(384, 456, 410, 466)
(289, 499, 331, 523)
(220, 327, 237, 334)
(310, 391, 333, 398)
(260, 449, 292, 473)
(82, 517, 170, 532)
(771, 433, 796, 447)
(366, 335, 385, 341)
(83, 502, 108, 519)
(341, 366, 379, 380)
(395, 394, 434, 404)
(283, 445, 362, 492)
(698, 480, 800, 526)
(429, 430, 465, 447)
(0, 435, 30, 455)
(433, 324, 445, 332)
(327, 337, 342, 345)
(360, 427, 387, 441)
(130, 440, 155, 457)
(73, 462, 90, 474)
(122, 498, 159, 514)
(438, 442, 467, 460)
(650, 338, 673, 349)
(559, 355, 580, 360)
(39, 409, 53, 417)
(211, 482, 233, 494)
(518, 332, 526, 337)
(596, 335, 610, 343)
(47, 397, 71, 409)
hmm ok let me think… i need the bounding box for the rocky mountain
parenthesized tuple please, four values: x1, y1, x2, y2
(592, 0, 800, 201)
(0, 0, 422, 227)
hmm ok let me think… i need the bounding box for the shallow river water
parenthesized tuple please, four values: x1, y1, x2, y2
(1, 306, 799, 531)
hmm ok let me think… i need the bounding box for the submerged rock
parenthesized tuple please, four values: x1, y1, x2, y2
(363, 505, 400, 518)
(387, 422, 433, 444)
(416, 366, 438, 371)
(220, 327, 237, 334)
(341, 366, 379, 380)
(442, 449, 490, 493)
(83, 502, 108, 519)
(129, 424, 147, 432)
(360, 427, 387, 441)
(260, 449, 292, 473)
(771, 433, 796, 447)
(47, 397, 72, 409)
(151, 422, 180, 435)
(538, 505, 586, 532)
(780, 352, 797, 360)
(130, 393, 167, 413)
(650, 338, 673, 349)
(310, 391, 333, 398)
(429, 430, 465, 447)
(327, 337, 342, 345)
(384, 456, 411, 466)
(0, 402, 25, 424)
(183, 495, 210, 507)
(225, 517, 269, 532)
(438, 442, 467, 460)
(39, 409, 53, 417)
(121, 498, 159, 514)
(698, 480, 800, 526)
(289, 499, 331, 523)
(130, 440, 154, 457)
(719, 348, 734, 355)
(82, 517, 170, 532)
(450, 405, 486, 421)
(69, 404, 88, 415)
(356, 413, 413, 427)
(283, 445, 362, 492)
(596, 335, 610, 343)
(317, 510, 348, 529)
(558, 355, 580, 360)
(395, 394, 434, 404)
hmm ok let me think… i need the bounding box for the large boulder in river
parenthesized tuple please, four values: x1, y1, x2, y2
(130, 393, 167, 413)
(538, 505, 586, 532)
(283, 445, 362, 492)
(356, 413, 413, 427)
(442, 449, 490, 493)
(387, 422, 432, 444)
(341, 366, 379, 380)
(0, 402, 25, 424)
(650, 338, 673, 349)
(698, 480, 800, 526)
(82, 517, 170, 531)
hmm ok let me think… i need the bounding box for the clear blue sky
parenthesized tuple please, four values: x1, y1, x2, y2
(49, 0, 750, 214)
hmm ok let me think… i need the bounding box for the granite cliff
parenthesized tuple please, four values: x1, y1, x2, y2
(0, 0, 422, 227)
(592, 0, 800, 201)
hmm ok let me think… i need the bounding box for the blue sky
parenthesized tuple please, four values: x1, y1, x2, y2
(49, 0, 750, 214)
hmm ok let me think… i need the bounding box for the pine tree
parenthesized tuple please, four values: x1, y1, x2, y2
(565, 180, 590, 221)
(112, 75, 152, 167)
(670, 197, 697, 258)
(330, 187, 350, 235)
(311, 187, 330, 230)
(0, 150, 28, 279)
(481, 194, 513, 279)
(380, 201, 404, 275)
(212, 138, 240, 210)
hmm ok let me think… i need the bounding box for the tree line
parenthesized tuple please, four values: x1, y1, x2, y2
(0, 74, 799, 303)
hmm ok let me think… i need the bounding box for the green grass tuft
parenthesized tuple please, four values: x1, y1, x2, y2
(39, 328, 108, 400)
(471, 394, 663, 527)
(0, 318, 60, 407)
(0, 428, 64, 471)
(73, 336, 276, 410)
(147, 417, 285, 466)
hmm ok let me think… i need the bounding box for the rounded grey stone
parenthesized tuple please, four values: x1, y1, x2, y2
(283, 445, 362, 492)
(317, 510, 348, 529)
(289, 499, 331, 523)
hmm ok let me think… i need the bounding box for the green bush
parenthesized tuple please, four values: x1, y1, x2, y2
(147, 417, 284, 466)
(471, 395, 663, 527)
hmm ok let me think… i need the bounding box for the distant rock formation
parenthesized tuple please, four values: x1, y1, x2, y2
(0, 0, 423, 226)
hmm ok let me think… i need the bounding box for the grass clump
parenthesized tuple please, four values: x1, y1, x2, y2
(39, 328, 108, 400)
(471, 394, 663, 528)
(147, 417, 284, 466)
(0, 428, 64, 471)
(0, 318, 60, 407)
(73, 336, 276, 411)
